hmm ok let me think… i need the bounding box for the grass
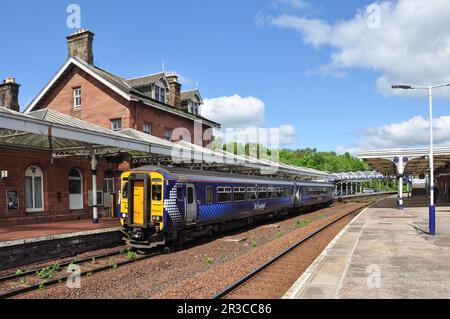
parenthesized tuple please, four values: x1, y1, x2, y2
(15, 268, 24, 275)
(295, 219, 311, 228)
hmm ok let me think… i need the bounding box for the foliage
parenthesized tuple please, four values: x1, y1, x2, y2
(127, 250, 138, 260)
(279, 148, 369, 173)
(213, 141, 369, 173)
(36, 263, 60, 280)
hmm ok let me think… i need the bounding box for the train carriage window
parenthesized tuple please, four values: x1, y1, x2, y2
(206, 186, 213, 204)
(233, 187, 246, 202)
(277, 187, 283, 198)
(247, 187, 257, 201)
(258, 187, 267, 199)
(267, 187, 273, 199)
(187, 187, 194, 204)
(217, 187, 232, 203)
(122, 182, 128, 199)
(152, 184, 162, 201)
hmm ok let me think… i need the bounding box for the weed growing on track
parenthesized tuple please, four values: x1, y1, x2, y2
(276, 231, 284, 238)
(127, 250, 138, 260)
(36, 263, 60, 280)
(15, 268, 24, 275)
(205, 257, 215, 265)
(108, 258, 118, 269)
(91, 257, 97, 264)
(18, 278, 27, 285)
(39, 281, 45, 289)
(86, 272, 93, 277)
(249, 234, 257, 248)
(295, 219, 311, 228)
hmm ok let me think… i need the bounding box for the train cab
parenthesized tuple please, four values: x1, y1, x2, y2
(120, 170, 166, 248)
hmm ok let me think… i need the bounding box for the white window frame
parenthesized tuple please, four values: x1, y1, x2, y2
(111, 118, 122, 131)
(73, 88, 82, 109)
(164, 128, 173, 141)
(25, 166, 44, 213)
(143, 122, 151, 135)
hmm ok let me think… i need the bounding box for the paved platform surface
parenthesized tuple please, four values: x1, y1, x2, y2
(0, 217, 120, 244)
(284, 196, 450, 299)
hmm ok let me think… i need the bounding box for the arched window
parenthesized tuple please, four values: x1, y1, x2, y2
(69, 168, 83, 210)
(25, 166, 44, 212)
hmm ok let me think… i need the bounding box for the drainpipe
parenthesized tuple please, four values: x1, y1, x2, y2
(91, 155, 98, 223)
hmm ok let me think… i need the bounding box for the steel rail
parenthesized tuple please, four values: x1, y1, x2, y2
(211, 204, 370, 299)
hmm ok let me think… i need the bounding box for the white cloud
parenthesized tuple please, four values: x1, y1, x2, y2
(267, 0, 450, 97)
(202, 95, 296, 146)
(202, 95, 265, 128)
(279, 124, 296, 145)
(337, 115, 450, 154)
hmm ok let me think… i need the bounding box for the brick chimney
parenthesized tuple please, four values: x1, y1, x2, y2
(0, 78, 20, 112)
(67, 29, 95, 64)
(166, 73, 181, 108)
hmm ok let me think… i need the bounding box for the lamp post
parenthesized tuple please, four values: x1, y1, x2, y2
(392, 83, 450, 235)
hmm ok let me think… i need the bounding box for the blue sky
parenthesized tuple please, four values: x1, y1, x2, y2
(2, 0, 450, 153)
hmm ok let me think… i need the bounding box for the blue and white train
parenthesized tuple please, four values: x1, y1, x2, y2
(119, 166, 334, 249)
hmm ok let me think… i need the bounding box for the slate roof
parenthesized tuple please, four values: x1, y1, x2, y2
(125, 73, 166, 88)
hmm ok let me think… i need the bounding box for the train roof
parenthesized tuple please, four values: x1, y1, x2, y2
(131, 166, 333, 187)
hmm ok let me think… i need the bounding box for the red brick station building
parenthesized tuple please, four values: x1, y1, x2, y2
(0, 29, 220, 226)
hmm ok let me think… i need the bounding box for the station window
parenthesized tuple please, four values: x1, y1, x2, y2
(164, 128, 173, 141)
(217, 187, 232, 203)
(206, 186, 213, 204)
(233, 187, 246, 202)
(73, 87, 81, 108)
(111, 118, 122, 131)
(143, 122, 152, 135)
(258, 187, 267, 199)
(247, 187, 257, 201)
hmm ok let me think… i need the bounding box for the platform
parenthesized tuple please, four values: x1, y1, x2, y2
(284, 195, 450, 299)
(0, 217, 120, 244)
(0, 218, 122, 271)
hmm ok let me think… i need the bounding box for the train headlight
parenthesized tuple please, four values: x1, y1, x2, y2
(122, 214, 128, 219)
(152, 216, 162, 222)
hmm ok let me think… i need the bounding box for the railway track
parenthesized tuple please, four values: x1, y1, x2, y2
(211, 204, 369, 299)
(0, 247, 160, 299)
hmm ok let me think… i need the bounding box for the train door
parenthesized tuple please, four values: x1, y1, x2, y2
(186, 183, 197, 223)
(127, 174, 151, 226)
(133, 181, 145, 225)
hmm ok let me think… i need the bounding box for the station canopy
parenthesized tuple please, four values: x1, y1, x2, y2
(0, 107, 332, 181)
(330, 171, 384, 182)
(358, 148, 450, 176)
